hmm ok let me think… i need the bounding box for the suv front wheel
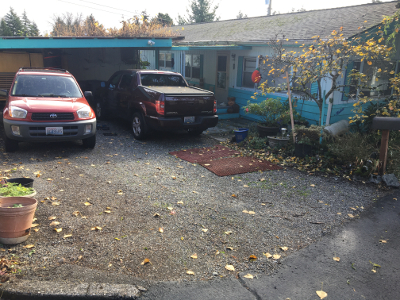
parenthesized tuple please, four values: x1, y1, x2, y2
(82, 135, 96, 149)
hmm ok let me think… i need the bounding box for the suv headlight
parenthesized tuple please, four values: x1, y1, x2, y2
(77, 107, 93, 119)
(9, 106, 27, 119)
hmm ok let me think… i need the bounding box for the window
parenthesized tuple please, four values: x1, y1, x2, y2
(159, 52, 174, 69)
(242, 57, 256, 88)
(185, 54, 201, 80)
(140, 74, 187, 87)
(119, 74, 133, 89)
(343, 60, 397, 100)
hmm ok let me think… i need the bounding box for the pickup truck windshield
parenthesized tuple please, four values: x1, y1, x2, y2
(140, 74, 187, 87)
(11, 75, 83, 98)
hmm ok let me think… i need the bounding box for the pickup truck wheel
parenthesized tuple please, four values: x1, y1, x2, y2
(4, 136, 19, 152)
(132, 112, 148, 140)
(82, 135, 96, 149)
(188, 129, 203, 136)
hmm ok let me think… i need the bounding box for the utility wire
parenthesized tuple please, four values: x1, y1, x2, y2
(56, 0, 136, 16)
(79, 0, 137, 15)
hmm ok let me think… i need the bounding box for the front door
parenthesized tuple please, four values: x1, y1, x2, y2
(215, 53, 229, 106)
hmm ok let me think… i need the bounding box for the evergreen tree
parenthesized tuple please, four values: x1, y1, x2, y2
(4, 7, 23, 36)
(177, 0, 219, 24)
(152, 13, 173, 26)
(0, 19, 13, 36)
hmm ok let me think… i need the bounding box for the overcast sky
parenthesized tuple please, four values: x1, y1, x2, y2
(9, 0, 396, 34)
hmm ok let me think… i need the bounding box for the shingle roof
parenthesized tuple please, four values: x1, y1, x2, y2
(173, 1, 398, 45)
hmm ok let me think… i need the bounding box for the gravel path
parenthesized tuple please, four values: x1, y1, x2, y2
(0, 120, 387, 284)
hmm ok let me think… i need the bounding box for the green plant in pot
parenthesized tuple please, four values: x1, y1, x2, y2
(0, 180, 35, 197)
(243, 97, 288, 137)
(294, 125, 322, 157)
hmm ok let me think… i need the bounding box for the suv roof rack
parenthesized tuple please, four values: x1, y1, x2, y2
(19, 67, 70, 73)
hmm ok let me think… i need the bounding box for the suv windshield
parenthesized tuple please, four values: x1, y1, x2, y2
(11, 75, 82, 98)
(140, 74, 187, 87)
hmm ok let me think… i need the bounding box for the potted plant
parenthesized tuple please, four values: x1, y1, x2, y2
(0, 180, 36, 198)
(243, 97, 287, 137)
(294, 125, 322, 157)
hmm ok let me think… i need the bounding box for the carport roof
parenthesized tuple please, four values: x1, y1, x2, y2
(0, 36, 183, 49)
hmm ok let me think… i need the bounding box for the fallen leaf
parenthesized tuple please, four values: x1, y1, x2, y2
(52, 202, 61, 206)
(201, 228, 208, 232)
(181, 236, 184, 240)
(316, 290, 327, 299)
(350, 207, 356, 211)
(72, 211, 80, 216)
(379, 239, 387, 243)
(84, 202, 92, 206)
(272, 254, 281, 260)
(280, 246, 288, 251)
(310, 184, 316, 187)
(231, 194, 237, 198)
(259, 178, 266, 182)
(91, 226, 102, 231)
(333, 256, 340, 262)
(104, 210, 111, 214)
(242, 210, 249, 214)
(249, 255, 257, 261)
(171, 176, 177, 180)
(48, 216, 57, 220)
(54, 228, 62, 233)
(141, 258, 150, 265)
(33, 228, 39, 232)
(243, 185, 249, 188)
(225, 265, 235, 271)
(31, 224, 39, 228)
(177, 201, 183, 204)
(348, 214, 354, 218)
(243, 274, 253, 279)
(63, 234, 72, 239)
(371, 269, 377, 273)
(23, 244, 34, 249)
(47, 178, 53, 181)
(204, 164, 210, 166)
(225, 231, 232, 235)
(248, 211, 255, 215)
(215, 250, 220, 255)
(263, 252, 272, 258)
(115, 237, 120, 240)
(191, 253, 197, 259)
(186, 270, 195, 275)
(167, 206, 173, 210)
(159, 227, 164, 233)
(153, 213, 160, 217)
(117, 190, 123, 195)
(50, 221, 60, 226)
(226, 247, 234, 251)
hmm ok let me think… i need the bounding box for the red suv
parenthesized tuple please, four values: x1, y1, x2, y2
(2, 68, 96, 152)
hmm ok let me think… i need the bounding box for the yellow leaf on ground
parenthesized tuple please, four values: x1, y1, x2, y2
(264, 252, 272, 258)
(280, 247, 288, 251)
(33, 228, 39, 232)
(310, 184, 316, 187)
(153, 213, 160, 217)
(54, 228, 62, 233)
(204, 164, 210, 166)
(316, 290, 328, 299)
(225, 231, 232, 235)
(248, 211, 255, 215)
(52, 202, 61, 206)
(186, 270, 195, 275)
(243, 274, 254, 279)
(191, 253, 198, 259)
(242, 210, 249, 214)
(379, 239, 387, 243)
(23, 244, 34, 249)
(371, 269, 377, 273)
(225, 265, 235, 271)
(181, 236, 184, 240)
(333, 256, 340, 262)
(348, 214, 354, 218)
(31, 224, 39, 228)
(350, 207, 356, 210)
(243, 185, 249, 188)
(177, 201, 183, 204)
(91, 226, 102, 231)
(167, 206, 173, 210)
(226, 247, 233, 251)
(48, 216, 57, 220)
(249, 255, 257, 261)
(72, 211, 80, 216)
(171, 176, 177, 180)
(159, 227, 164, 233)
(231, 194, 237, 197)
(84, 202, 92, 206)
(201, 228, 208, 232)
(272, 254, 281, 260)
(141, 258, 150, 265)
(104, 210, 111, 214)
(63, 234, 72, 239)
(50, 221, 60, 226)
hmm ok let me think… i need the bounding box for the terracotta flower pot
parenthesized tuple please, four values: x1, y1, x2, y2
(0, 197, 38, 245)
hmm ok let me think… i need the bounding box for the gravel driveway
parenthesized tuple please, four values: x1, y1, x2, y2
(0, 119, 386, 284)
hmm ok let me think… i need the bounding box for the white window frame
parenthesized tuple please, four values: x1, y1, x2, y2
(159, 52, 174, 70)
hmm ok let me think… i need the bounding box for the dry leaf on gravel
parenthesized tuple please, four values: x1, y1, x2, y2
(171, 176, 176, 180)
(225, 265, 235, 271)
(272, 254, 281, 260)
(231, 194, 237, 197)
(141, 258, 151, 265)
(316, 290, 327, 299)
(201, 229, 208, 232)
(23, 244, 34, 249)
(280, 247, 288, 251)
(243, 274, 253, 279)
(48, 216, 57, 220)
(52, 202, 61, 206)
(49, 221, 60, 226)
(348, 214, 354, 218)
(248, 211, 255, 215)
(31, 224, 39, 228)
(242, 210, 249, 214)
(333, 256, 340, 262)
(153, 213, 160, 217)
(63, 234, 72, 239)
(104, 210, 111, 214)
(91, 226, 102, 231)
(72, 211, 80, 216)
(177, 201, 183, 204)
(264, 252, 272, 258)
(191, 253, 197, 259)
(310, 184, 316, 187)
(167, 206, 173, 210)
(186, 270, 195, 275)
(84, 202, 92, 206)
(54, 228, 62, 233)
(379, 240, 387, 243)
(159, 227, 164, 233)
(225, 231, 232, 235)
(249, 255, 257, 261)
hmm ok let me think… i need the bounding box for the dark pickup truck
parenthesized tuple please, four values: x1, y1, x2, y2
(95, 70, 218, 139)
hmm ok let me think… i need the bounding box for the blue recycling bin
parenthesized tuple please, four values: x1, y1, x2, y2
(234, 128, 249, 143)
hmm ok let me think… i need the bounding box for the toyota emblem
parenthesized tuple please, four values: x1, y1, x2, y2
(50, 114, 57, 118)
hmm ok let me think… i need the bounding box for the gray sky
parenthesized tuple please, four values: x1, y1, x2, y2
(10, 0, 396, 34)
